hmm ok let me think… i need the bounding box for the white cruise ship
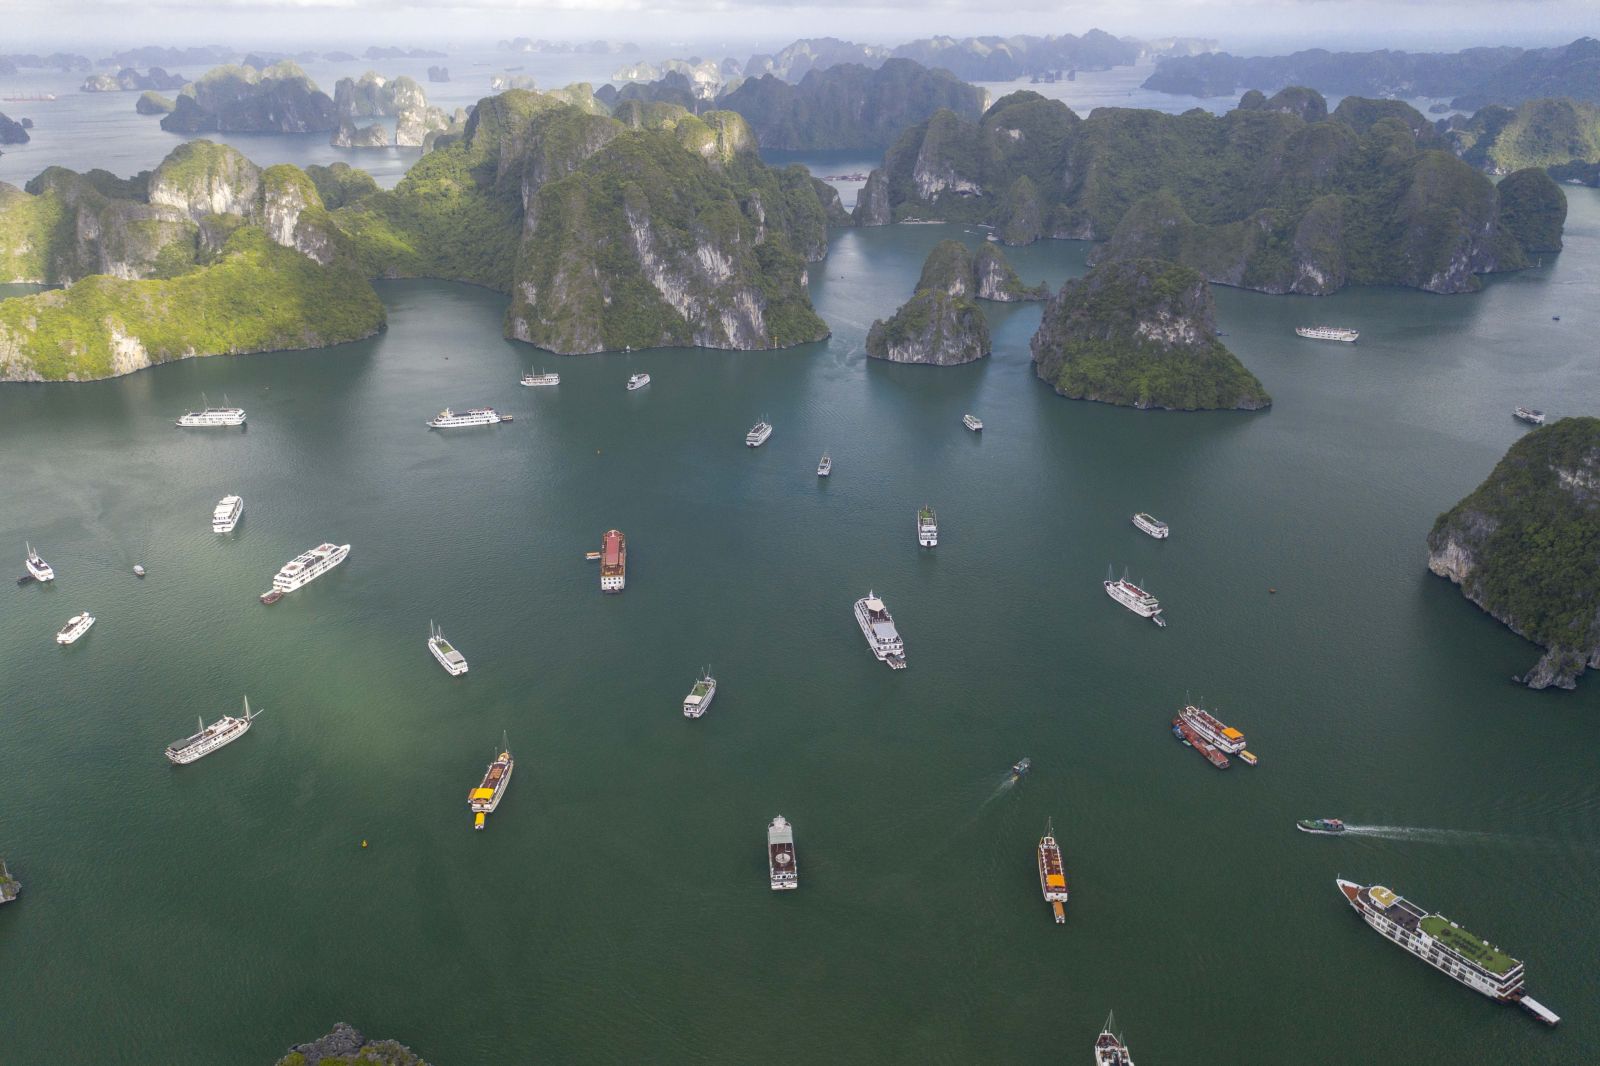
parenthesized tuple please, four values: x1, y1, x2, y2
(165, 697, 260, 765)
(855, 591, 906, 669)
(24, 542, 54, 582)
(1104, 573, 1163, 623)
(1131, 512, 1169, 539)
(175, 394, 246, 427)
(212, 495, 243, 533)
(426, 407, 504, 428)
(746, 421, 773, 447)
(272, 542, 350, 594)
(520, 369, 560, 387)
(469, 737, 514, 829)
(963, 413, 984, 432)
(1295, 325, 1359, 342)
(917, 506, 938, 548)
(683, 669, 716, 718)
(1179, 704, 1246, 754)
(1513, 406, 1545, 426)
(768, 816, 798, 890)
(56, 612, 95, 645)
(429, 621, 469, 676)
(817, 453, 832, 477)
(626, 373, 651, 391)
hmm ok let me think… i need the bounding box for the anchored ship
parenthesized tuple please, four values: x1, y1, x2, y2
(746, 420, 773, 447)
(854, 591, 906, 669)
(272, 542, 350, 594)
(683, 669, 716, 718)
(428, 621, 468, 676)
(56, 612, 95, 645)
(426, 407, 505, 428)
(1104, 570, 1164, 625)
(1094, 1015, 1135, 1066)
(817, 453, 832, 477)
(917, 506, 938, 548)
(1179, 704, 1246, 754)
(1131, 513, 1169, 539)
(1513, 406, 1546, 426)
(24, 542, 54, 582)
(626, 373, 651, 391)
(1298, 818, 1346, 835)
(165, 697, 260, 765)
(1038, 820, 1068, 923)
(1171, 715, 1230, 769)
(768, 816, 798, 890)
(520, 369, 560, 387)
(469, 736, 514, 829)
(175, 394, 246, 427)
(963, 413, 983, 432)
(1295, 325, 1359, 342)
(600, 529, 626, 592)
(0, 857, 18, 905)
(1336, 879, 1559, 1025)
(212, 494, 243, 533)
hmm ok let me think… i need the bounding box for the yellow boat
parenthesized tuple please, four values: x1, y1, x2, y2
(469, 735, 514, 830)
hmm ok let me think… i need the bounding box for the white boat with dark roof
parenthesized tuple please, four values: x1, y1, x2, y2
(165, 697, 260, 765)
(520, 369, 560, 387)
(426, 407, 505, 428)
(428, 621, 468, 676)
(854, 591, 906, 669)
(1295, 325, 1359, 342)
(1336, 879, 1559, 1026)
(683, 669, 716, 718)
(272, 542, 350, 594)
(746, 420, 772, 447)
(175, 394, 246, 427)
(768, 816, 798, 890)
(1131, 513, 1168, 539)
(963, 413, 983, 432)
(626, 373, 651, 391)
(56, 612, 95, 645)
(212, 495, 243, 533)
(24, 542, 54, 582)
(817, 453, 832, 477)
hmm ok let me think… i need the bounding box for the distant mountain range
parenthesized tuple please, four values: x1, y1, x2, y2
(1144, 37, 1600, 109)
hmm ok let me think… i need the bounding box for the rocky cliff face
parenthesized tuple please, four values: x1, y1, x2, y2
(331, 72, 448, 148)
(275, 1022, 429, 1066)
(1427, 416, 1600, 690)
(0, 113, 29, 145)
(135, 91, 175, 114)
(974, 242, 1048, 301)
(865, 240, 1007, 365)
(161, 62, 337, 134)
(81, 67, 185, 92)
(1030, 257, 1271, 410)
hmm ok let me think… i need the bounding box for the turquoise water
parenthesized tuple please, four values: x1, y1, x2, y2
(2, 188, 1599, 1062)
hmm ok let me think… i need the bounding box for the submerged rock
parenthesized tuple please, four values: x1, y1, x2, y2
(1428, 416, 1600, 690)
(1030, 257, 1271, 411)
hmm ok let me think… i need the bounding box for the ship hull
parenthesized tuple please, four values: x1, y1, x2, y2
(273, 544, 350, 593)
(166, 718, 253, 765)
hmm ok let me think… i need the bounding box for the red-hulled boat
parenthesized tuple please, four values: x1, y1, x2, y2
(1172, 715, 1230, 769)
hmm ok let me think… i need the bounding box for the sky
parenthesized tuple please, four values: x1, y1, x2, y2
(4, 0, 1595, 57)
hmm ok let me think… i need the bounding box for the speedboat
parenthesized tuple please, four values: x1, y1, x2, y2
(1297, 818, 1346, 835)
(1010, 757, 1031, 779)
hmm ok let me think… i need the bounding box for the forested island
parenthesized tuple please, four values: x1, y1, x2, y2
(1428, 417, 1600, 690)
(275, 1023, 428, 1066)
(1030, 257, 1270, 411)
(0, 86, 842, 379)
(856, 89, 1565, 295)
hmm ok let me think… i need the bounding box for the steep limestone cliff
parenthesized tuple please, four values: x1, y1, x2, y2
(1030, 257, 1270, 410)
(161, 62, 337, 134)
(1428, 416, 1600, 690)
(866, 240, 991, 365)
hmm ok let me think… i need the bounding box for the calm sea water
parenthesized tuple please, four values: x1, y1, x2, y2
(2, 121, 1599, 1062)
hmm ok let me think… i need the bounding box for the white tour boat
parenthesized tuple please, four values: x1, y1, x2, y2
(520, 369, 560, 387)
(1295, 325, 1359, 342)
(963, 413, 984, 432)
(1513, 407, 1546, 426)
(626, 373, 651, 391)
(768, 816, 798, 890)
(56, 612, 95, 645)
(469, 736, 514, 829)
(212, 495, 244, 533)
(917, 506, 938, 548)
(24, 542, 54, 582)
(746, 421, 773, 447)
(855, 591, 907, 669)
(175, 394, 246, 427)
(1131, 512, 1169, 539)
(426, 407, 505, 428)
(165, 697, 260, 765)
(1104, 571, 1164, 624)
(683, 669, 717, 718)
(428, 621, 469, 676)
(817, 453, 832, 477)
(272, 542, 350, 594)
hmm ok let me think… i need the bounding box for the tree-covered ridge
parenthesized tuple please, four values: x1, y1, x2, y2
(161, 61, 338, 134)
(1142, 37, 1600, 109)
(857, 89, 1561, 295)
(1443, 98, 1600, 175)
(865, 240, 993, 366)
(1428, 417, 1600, 690)
(1030, 257, 1270, 412)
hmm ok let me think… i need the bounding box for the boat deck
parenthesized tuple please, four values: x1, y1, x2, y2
(1419, 914, 1520, 975)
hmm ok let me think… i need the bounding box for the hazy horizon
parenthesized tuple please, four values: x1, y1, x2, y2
(3, 2, 1595, 61)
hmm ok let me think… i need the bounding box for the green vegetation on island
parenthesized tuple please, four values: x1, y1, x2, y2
(1029, 257, 1271, 411)
(1428, 416, 1600, 690)
(866, 241, 991, 366)
(1443, 98, 1600, 178)
(275, 1023, 428, 1066)
(161, 62, 337, 134)
(857, 88, 1560, 295)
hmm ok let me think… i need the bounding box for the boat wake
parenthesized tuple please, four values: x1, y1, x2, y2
(979, 772, 1025, 809)
(1343, 825, 1524, 847)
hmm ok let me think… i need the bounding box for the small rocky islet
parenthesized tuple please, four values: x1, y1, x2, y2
(865, 240, 1044, 366)
(1429, 416, 1600, 690)
(274, 1023, 428, 1066)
